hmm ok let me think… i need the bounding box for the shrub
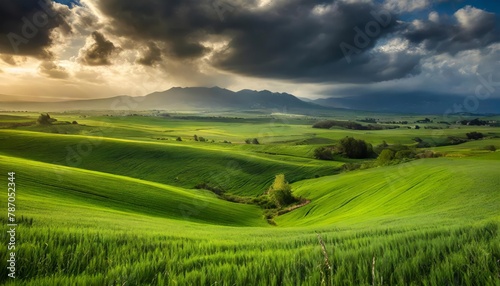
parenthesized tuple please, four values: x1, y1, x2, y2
(252, 138, 260, 145)
(342, 163, 361, 171)
(394, 150, 415, 160)
(447, 136, 467, 145)
(72, 121, 78, 125)
(484, 145, 496, 152)
(377, 149, 395, 164)
(314, 146, 334, 160)
(176, 137, 182, 141)
(416, 150, 443, 159)
(267, 174, 297, 208)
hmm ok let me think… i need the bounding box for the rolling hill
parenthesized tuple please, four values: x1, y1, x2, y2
(277, 157, 500, 227)
(0, 114, 499, 285)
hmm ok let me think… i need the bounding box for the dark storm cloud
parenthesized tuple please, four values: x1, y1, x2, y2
(137, 42, 162, 66)
(93, 0, 419, 83)
(403, 6, 499, 55)
(0, 0, 69, 58)
(212, 1, 410, 82)
(94, 0, 220, 59)
(79, 31, 119, 66)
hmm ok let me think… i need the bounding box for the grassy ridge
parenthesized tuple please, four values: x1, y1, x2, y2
(0, 155, 267, 227)
(277, 156, 500, 227)
(0, 130, 342, 196)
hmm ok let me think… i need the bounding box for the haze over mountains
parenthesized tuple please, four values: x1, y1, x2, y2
(0, 87, 323, 112)
(311, 92, 500, 114)
(0, 87, 499, 114)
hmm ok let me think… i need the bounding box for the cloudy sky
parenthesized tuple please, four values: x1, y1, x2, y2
(0, 0, 499, 101)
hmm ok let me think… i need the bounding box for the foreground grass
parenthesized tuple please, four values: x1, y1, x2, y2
(1, 218, 499, 285)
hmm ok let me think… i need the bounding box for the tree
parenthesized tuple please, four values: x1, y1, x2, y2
(37, 113, 56, 125)
(377, 149, 395, 164)
(337, 137, 371, 159)
(72, 121, 78, 125)
(176, 137, 182, 141)
(193, 135, 198, 141)
(252, 138, 260, 145)
(267, 174, 296, 208)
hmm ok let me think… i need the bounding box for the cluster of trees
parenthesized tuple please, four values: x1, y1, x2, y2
(460, 118, 488, 126)
(359, 118, 377, 123)
(415, 118, 432, 123)
(37, 113, 78, 126)
(193, 135, 207, 142)
(375, 142, 445, 165)
(36, 113, 57, 125)
(312, 120, 398, 131)
(336, 137, 372, 158)
(466, 132, 484, 140)
(314, 137, 374, 160)
(245, 138, 260, 144)
(380, 120, 409, 124)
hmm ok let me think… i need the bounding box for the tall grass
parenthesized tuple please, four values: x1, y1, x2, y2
(1, 221, 498, 285)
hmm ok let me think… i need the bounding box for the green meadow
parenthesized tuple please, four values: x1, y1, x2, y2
(0, 112, 499, 285)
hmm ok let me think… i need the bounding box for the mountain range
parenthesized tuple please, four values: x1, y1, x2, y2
(0, 87, 499, 114)
(0, 87, 324, 112)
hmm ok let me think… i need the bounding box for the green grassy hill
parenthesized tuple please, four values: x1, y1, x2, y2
(0, 130, 342, 196)
(0, 155, 267, 227)
(277, 156, 500, 227)
(1, 114, 499, 285)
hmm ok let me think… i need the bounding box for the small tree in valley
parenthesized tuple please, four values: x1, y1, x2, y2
(268, 174, 296, 208)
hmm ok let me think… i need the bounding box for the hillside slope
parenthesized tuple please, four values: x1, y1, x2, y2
(0, 130, 342, 196)
(277, 156, 500, 227)
(0, 155, 267, 227)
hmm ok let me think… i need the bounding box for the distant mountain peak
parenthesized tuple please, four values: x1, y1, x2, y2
(0, 86, 327, 112)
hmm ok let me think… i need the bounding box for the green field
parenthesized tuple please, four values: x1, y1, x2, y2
(1, 112, 499, 285)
